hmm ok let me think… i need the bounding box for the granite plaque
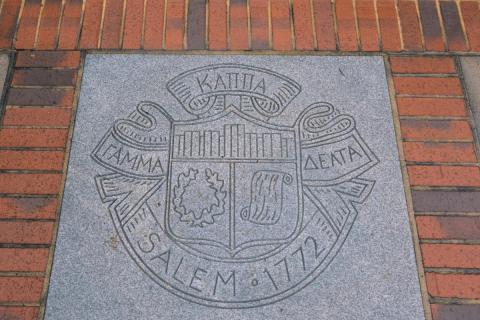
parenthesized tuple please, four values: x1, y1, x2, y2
(46, 55, 425, 319)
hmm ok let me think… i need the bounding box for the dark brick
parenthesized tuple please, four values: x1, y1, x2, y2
(431, 304, 480, 320)
(412, 190, 480, 212)
(187, 0, 206, 49)
(418, 0, 444, 51)
(7, 88, 74, 106)
(12, 69, 77, 87)
(440, 0, 468, 51)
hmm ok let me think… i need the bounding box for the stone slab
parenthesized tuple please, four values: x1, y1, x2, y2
(0, 54, 9, 106)
(46, 55, 424, 320)
(460, 57, 480, 144)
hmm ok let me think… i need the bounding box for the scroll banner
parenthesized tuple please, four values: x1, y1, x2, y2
(297, 102, 378, 231)
(167, 64, 301, 119)
(91, 102, 172, 179)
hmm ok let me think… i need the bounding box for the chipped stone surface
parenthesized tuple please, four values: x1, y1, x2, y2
(0, 54, 9, 106)
(45, 54, 424, 319)
(461, 57, 480, 144)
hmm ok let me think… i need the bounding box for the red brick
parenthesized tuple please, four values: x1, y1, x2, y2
(16, 51, 81, 68)
(416, 216, 480, 240)
(0, 221, 54, 244)
(403, 142, 477, 163)
(0, 173, 63, 195)
(0, 197, 58, 220)
(426, 273, 480, 299)
(0, 307, 39, 320)
(229, 0, 249, 50)
(396, 97, 467, 117)
(36, 0, 63, 49)
(123, 0, 144, 49)
(407, 165, 480, 187)
(208, 0, 227, 50)
(0, 150, 64, 171)
(394, 77, 463, 96)
(144, 0, 165, 49)
(0, 277, 44, 302)
(0, 248, 49, 272)
(79, 0, 103, 49)
(390, 57, 456, 74)
(440, 0, 468, 52)
(101, 0, 124, 49)
(398, 0, 423, 51)
(0, 128, 68, 148)
(164, 0, 185, 50)
(250, 0, 269, 50)
(292, 0, 315, 50)
(356, 0, 379, 51)
(12, 69, 77, 87)
(400, 119, 472, 141)
(312, 0, 336, 50)
(58, 0, 83, 49)
(7, 88, 75, 106)
(418, 0, 444, 52)
(421, 244, 480, 268)
(270, 0, 291, 51)
(0, 0, 22, 48)
(461, 1, 480, 52)
(335, 0, 358, 51)
(2, 107, 71, 127)
(15, 0, 42, 49)
(377, 0, 402, 51)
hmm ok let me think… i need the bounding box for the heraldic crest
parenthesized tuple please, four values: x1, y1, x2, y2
(91, 64, 379, 308)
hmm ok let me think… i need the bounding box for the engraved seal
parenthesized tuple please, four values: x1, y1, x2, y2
(91, 64, 379, 308)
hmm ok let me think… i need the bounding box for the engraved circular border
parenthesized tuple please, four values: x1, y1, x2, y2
(111, 207, 357, 308)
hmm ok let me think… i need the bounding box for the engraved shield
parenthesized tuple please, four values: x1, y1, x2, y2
(165, 107, 303, 262)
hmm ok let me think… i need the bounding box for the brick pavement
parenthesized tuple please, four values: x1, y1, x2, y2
(0, 1, 479, 319)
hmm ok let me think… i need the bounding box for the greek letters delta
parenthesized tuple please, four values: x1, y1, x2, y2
(92, 64, 379, 308)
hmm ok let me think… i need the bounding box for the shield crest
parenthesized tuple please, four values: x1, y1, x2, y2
(165, 107, 303, 262)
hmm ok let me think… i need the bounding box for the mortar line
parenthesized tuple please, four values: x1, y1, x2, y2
(435, 0, 448, 51)
(12, 0, 25, 49)
(54, 0, 67, 49)
(141, 0, 148, 49)
(394, 0, 404, 51)
(97, 0, 107, 49)
(455, 0, 470, 51)
(413, 0, 425, 51)
(309, 0, 317, 50)
(120, 0, 128, 48)
(162, 0, 168, 49)
(34, 0, 47, 49)
(75, 0, 88, 49)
